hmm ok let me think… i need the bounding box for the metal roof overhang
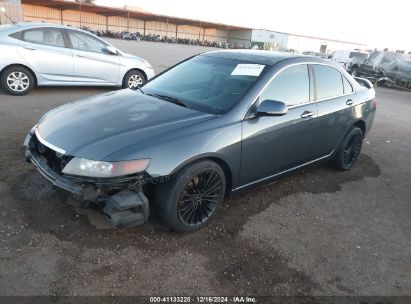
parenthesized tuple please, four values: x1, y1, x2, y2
(21, 0, 252, 30)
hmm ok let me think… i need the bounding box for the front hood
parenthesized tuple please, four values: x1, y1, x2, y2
(123, 52, 145, 62)
(37, 89, 215, 160)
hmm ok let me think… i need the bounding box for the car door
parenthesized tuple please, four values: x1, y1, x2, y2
(312, 64, 356, 155)
(16, 27, 73, 83)
(66, 30, 120, 84)
(240, 64, 322, 185)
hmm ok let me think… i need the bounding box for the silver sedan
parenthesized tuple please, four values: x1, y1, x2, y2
(0, 22, 155, 95)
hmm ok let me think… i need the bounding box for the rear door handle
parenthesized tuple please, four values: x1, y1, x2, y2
(346, 99, 354, 106)
(23, 45, 36, 50)
(300, 111, 315, 119)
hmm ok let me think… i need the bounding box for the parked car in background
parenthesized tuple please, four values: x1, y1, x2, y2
(352, 50, 411, 88)
(24, 50, 376, 232)
(302, 51, 328, 59)
(327, 50, 369, 74)
(0, 23, 155, 95)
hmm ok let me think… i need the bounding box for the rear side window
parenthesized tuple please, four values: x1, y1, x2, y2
(259, 64, 310, 107)
(312, 65, 344, 100)
(342, 76, 353, 94)
(22, 28, 65, 48)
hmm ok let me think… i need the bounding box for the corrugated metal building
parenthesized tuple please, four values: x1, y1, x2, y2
(7, 0, 252, 44)
(0, 0, 23, 24)
(0, 0, 365, 52)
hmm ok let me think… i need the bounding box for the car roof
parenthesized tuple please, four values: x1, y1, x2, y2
(201, 50, 315, 66)
(1, 22, 89, 34)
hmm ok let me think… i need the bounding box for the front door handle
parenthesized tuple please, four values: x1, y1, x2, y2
(75, 54, 85, 58)
(346, 99, 354, 106)
(23, 45, 36, 50)
(301, 111, 315, 119)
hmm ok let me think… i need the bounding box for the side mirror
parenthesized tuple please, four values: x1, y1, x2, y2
(256, 99, 288, 116)
(104, 45, 118, 55)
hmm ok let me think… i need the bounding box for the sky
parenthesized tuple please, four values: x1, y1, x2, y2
(96, 0, 410, 50)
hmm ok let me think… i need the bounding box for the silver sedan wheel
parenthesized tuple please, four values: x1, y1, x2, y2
(7, 72, 30, 92)
(128, 74, 143, 89)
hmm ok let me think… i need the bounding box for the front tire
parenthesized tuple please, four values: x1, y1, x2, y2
(331, 127, 363, 171)
(122, 70, 146, 89)
(351, 66, 360, 77)
(1, 66, 35, 96)
(154, 160, 226, 233)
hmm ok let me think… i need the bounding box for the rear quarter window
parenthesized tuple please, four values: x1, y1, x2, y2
(9, 30, 23, 40)
(342, 76, 354, 94)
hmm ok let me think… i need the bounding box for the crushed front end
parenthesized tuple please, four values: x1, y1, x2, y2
(24, 127, 151, 228)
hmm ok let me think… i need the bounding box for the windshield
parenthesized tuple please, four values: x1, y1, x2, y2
(349, 52, 368, 60)
(142, 55, 266, 114)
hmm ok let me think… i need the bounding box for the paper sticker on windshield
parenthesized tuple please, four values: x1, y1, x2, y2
(231, 64, 265, 76)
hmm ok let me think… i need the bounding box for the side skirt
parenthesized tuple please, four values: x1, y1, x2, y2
(232, 150, 334, 192)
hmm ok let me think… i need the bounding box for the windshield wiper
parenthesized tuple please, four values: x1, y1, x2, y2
(146, 93, 191, 109)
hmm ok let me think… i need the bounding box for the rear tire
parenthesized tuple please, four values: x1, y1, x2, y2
(1, 66, 35, 96)
(331, 127, 363, 171)
(122, 70, 146, 89)
(153, 160, 226, 233)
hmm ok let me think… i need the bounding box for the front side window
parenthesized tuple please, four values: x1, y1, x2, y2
(22, 28, 65, 48)
(312, 65, 344, 100)
(259, 64, 310, 107)
(142, 55, 265, 114)
(68, 31, 106, 53)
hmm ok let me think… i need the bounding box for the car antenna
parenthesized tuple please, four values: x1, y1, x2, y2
(0, 7, 16, 24)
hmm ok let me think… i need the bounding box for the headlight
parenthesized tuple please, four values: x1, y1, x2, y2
(62, 157, 150, 178)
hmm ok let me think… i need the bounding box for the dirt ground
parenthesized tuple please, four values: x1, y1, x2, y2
(0, 41, 410, 297)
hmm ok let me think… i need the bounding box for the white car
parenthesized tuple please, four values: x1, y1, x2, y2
(327, 50, 369, 74)
(0, 22, 155, 95)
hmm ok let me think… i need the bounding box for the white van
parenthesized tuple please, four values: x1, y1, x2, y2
(327, 50, 369, 74)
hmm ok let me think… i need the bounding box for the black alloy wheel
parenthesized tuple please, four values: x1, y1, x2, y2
(154, 160, 226, 233)
(331, 127, 363, 171)
(342, 132, 362, 168)
(177, 170, 224, 227)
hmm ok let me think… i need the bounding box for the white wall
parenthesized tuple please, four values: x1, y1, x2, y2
(251, 29, 288, 50)
(286, 35, 364, 54)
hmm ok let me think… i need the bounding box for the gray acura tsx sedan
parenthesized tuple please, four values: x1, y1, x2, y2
(24, 50, 376, 232)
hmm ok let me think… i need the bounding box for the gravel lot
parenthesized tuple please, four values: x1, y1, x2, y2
(0, 40, 410, 296)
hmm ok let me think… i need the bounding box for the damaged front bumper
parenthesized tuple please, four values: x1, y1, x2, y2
(24, 129, 150, 228)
